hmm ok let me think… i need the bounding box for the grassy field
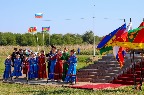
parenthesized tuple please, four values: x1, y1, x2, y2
(0, 56, 144, 95)
(0, 45, 98, 56)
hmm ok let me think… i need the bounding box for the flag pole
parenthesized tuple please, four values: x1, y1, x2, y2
(43, 31, 45, 50)
(93, 4, 96, 57)
(49, 30, 50, 46)
(36, 32, 39, 52)
(129, 18, 136, 90)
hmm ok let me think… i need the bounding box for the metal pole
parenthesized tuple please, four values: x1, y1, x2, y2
(49, 31, 50, 46)
(93, 4, 96, 57)
(43, 32, 45, 49)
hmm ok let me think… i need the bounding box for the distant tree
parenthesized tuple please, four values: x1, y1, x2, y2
(82, 31, 94, 44)
(0, 31, 103, 46)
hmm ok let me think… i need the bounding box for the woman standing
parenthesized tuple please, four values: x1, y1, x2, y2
(65, 49, 77, 85)
(3, 55, 12, 81)
(38, 50, 47, 79)
(54, 49, 63, 81)
(23, 55, 29, 78)
(49, 47, 57, 80)
(28, 53, 38, 79)
(12, 54, 22, 79)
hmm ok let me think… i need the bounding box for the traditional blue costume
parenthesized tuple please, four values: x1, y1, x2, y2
(65, 54, 77, 83)
(12, 58, 22, 77)
(49, 53, 57, 80)
(28, 57, 38, 79)
(3, 59, 12, 79)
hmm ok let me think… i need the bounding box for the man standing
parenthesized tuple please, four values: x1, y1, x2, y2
(11, 48, 19, 65)
(61, 48, 69, 81)
(77, 48, 80, 55)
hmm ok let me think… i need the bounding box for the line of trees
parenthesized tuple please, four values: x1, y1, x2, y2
(0, 31, 103, 46)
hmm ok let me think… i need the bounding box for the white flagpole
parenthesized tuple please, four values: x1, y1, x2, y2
(36, 31, 39, 52)
(43, 31, 45, 49)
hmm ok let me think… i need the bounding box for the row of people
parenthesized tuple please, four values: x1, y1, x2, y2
(3, 47, 77, 84)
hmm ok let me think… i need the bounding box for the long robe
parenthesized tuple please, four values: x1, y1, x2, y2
(65, 54, 77, 83)
(23, 58, 29, 74)
(49, 53, 57, 80)
(54, 53, 63, 80)
(61, 52, 69, 81)
(28, 57, 38, 79)
(3, 59, 12, 79)
(11, 58, 22, 77)
(38, 54, 47, 78)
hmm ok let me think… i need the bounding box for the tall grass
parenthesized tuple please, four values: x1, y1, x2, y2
(0, 45, 100, 56)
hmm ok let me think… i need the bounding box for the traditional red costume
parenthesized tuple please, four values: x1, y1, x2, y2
(54, 53, 63, 80)
(38, 54, 47, 78)
(23, 57, 29, 75)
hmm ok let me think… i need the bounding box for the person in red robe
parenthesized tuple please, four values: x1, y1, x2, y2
(54, 49, 63, 81)
(38, 50, 47, 79)
(23, 55, 29, 78)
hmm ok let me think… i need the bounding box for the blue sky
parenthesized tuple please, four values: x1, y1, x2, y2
(0, 0, 144, 36)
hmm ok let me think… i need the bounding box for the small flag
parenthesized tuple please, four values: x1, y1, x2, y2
(28, 27, 37, 33)
(42, 26, 50, 32)
(35, 13, 43, 18)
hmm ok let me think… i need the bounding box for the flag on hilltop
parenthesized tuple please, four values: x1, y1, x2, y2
(35, 13, 43, 18)
(42, 26, 50, 32)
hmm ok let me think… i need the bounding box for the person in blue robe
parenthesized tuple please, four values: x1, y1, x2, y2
(65, 49, 77, 85)
(11, 54, 22, 79)
(28, 53, 38, 79)
(49, 47, 57, 80)
(3, 55, 12, 81)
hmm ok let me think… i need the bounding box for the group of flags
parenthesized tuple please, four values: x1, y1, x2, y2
(31, 13, 50, 33)
(97, 19, 144, 68)
(28, 26, 50, 33)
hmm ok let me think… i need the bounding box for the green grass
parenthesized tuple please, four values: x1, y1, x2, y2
(0, 56, 144, 95)
(0, 81, 144, 95)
